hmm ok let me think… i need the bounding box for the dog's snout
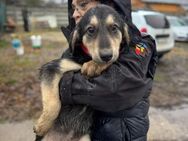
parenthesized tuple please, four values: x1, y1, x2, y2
(100, 54, 112, 62)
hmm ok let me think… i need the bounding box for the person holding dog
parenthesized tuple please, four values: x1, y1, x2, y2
(59, 0, 158, 141)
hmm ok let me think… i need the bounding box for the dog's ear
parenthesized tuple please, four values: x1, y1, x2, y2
(70, 28, 80, 53)
(122, 23, 130, 45)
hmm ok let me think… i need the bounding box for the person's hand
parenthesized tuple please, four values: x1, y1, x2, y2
(81, 60, 111, 77)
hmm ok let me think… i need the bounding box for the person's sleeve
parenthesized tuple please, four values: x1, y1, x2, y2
(59, 35, 158, 112)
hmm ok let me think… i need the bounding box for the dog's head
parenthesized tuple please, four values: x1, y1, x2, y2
(71, 5, 130, 64)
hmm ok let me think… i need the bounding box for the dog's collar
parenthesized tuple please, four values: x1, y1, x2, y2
(81, 44, 90, 55)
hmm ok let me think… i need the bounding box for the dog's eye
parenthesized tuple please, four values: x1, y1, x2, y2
(110, 24, 119, 33)
(87, 26, 95, 36)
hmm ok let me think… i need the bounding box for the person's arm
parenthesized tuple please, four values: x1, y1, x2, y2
(59, 34, 158, 113)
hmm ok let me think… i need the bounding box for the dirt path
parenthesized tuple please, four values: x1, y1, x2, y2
(148, 105, 188, 141)
(0, 120, 35, 141)
(1, 105, 188, 141)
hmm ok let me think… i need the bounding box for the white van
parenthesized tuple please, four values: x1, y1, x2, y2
(132, 10, 174, 58)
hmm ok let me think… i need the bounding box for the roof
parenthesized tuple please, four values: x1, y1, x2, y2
(142, 0, 188, 5)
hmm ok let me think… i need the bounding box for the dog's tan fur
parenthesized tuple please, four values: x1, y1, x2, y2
(34, 5, 130, 141)
(34, 59, 82, 136)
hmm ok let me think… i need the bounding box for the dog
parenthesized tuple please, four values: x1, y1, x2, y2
(34, 4, 130, 141)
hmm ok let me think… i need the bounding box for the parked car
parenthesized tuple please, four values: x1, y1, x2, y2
(132, 10, 174, 58)
(167, 16, 188, 42)
(181, 16, 188, 25)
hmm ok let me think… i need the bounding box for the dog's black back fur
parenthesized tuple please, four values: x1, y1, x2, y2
(57, 105, 93, 137)
(39, 59, 61, 83)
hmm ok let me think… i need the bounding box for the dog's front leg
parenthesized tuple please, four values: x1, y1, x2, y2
(81, 60, 112, 77)
(34, 59, 82, 136)
(34, 75, 61, 136)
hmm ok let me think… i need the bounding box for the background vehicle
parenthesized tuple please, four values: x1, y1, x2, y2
(181, 16, 188, 25)
(132, 10, 174, 58)
(167, 16, 188, 42)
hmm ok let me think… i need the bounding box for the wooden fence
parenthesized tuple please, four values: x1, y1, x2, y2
(6, 5, 68, 29)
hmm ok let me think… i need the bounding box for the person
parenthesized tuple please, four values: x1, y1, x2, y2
(59, 0, 158, 141)
(4, 16, 16, 33)
(22, 8, 30, 32)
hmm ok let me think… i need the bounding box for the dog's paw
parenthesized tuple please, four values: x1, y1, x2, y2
(81, 61, 98, 77)
(33, 122, 49, 136)
(81, 61, 111, 77)
(35, 135, 44, 141)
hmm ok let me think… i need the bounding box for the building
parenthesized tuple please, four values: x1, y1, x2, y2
(131, 0, 188, 15)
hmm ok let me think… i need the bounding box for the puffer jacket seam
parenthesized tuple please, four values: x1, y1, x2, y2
(123, 119, 132, 141)
(132, 135, 147, 141)
(120, 118, 124, 141)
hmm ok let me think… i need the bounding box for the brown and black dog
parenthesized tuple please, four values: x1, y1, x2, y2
(34, 4, 130, 141)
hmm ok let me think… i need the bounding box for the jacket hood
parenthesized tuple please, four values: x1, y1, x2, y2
(102, 0, 132, 23)
(67, 0, 132, 30)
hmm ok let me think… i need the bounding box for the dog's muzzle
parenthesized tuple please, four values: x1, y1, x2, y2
(100, 54, 112, 62)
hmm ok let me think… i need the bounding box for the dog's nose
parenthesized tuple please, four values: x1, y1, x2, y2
(101, 55, 112, 62)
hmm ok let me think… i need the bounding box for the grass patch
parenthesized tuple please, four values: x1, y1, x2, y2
(14, 57, 35, 68)
(0, 55, 38, 85)
(0, 118, 7, 124)
(6, 79, 18, 85)
(0, 63, 16, 85)
(0, 40, 9, 48)
(154, 73, 168, 82)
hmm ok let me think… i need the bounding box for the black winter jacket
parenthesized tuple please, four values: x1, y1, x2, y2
(59, 34, 157, 141)
(59, 1, 158, 141)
